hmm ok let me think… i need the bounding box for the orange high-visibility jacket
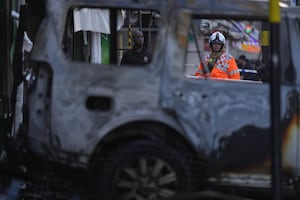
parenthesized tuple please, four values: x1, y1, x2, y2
(194, 53, 240, 80)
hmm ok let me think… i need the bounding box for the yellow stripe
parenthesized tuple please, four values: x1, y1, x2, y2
(261, 31, 269, 46)
(269, 0, 281, 23)
(128, 24, 132, 48)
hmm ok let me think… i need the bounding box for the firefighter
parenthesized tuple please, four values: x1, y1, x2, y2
(194, 31, 240, 80)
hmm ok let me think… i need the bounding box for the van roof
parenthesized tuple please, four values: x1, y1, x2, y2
(169, 0, 269, 20)
(48, 0, 269, 19)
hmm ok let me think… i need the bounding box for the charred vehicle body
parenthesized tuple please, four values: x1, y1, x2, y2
(1, 0, 300, 199)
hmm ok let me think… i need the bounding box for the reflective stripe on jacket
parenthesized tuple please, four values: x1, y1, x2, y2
(194, 53, 240, 80)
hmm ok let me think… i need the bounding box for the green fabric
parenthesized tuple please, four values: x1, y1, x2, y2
(101, 34, 110, 64)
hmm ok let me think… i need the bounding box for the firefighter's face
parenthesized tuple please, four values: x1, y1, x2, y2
(211, 43, 222, 52)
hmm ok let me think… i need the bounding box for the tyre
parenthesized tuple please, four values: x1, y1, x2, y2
(97, 139, 193, 200)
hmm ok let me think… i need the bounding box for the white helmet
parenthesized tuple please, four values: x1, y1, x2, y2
(209, 31, 225, 52)
(209, 31, 226, 45)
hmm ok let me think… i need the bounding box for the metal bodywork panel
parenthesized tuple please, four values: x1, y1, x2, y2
(28, 0, 186, 165)
(26, 0, 300, 189)
(160, 6, 300, 178)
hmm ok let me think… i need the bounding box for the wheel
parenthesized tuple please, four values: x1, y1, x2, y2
(97, 139, 193, 200)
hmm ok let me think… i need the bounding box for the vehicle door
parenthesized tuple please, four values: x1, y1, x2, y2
(27, 2, 161, 159)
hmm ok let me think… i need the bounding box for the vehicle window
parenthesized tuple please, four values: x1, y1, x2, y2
(62, 7, 160, 65)
(184, 17, 268, 83)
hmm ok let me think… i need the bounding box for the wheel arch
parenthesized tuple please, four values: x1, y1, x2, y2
(89, 120, 198, 165)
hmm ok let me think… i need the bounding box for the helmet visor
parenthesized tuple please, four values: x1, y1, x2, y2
(211, 40, 223, 45)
